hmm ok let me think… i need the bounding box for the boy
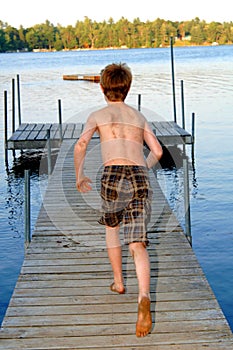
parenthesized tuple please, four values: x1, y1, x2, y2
(74, 63, 163, 337)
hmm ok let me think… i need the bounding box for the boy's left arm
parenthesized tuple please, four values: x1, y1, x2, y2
(74, 114, 97, 192)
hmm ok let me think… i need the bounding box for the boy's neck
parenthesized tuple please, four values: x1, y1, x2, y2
(107, 99, 125, 106)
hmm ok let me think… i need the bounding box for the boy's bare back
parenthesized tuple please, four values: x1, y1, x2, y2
(83, 101, 148, 167)
(80, 100, 162, 171)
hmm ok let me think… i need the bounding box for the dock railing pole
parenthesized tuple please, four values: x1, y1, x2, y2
(192, 112, 195, 142)
(170, 36, 177, 123)
(4, 90, 9, 167)
(181, 80, 185, 129)
(12, 79, 16, 134)
(47, 129, 52, 176)
(24, 169, 31, 249)
(191, 112, 196, 163)
(12, 79, 16, 159)
(138, 94, 141, 111)
(183, 158, 192, 246)
(17, 74, 22, 126)
(58, 99, 63, 142)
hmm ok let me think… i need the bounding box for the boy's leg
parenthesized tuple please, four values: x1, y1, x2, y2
(129, 242, 150, 302)
(129, 242, 152, 337)
(106, 225, 125, 294)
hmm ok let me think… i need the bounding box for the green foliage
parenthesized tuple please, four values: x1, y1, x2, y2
(0, 17, 232, 52)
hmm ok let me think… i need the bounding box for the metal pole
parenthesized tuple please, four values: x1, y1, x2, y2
(24, 169, 31, 249)
(17, 74, 22, 125)
(138, 94, 141, 111)
(183, 158, 192, 246)
(181, 80, 185, 129)
(4, 91, 9, 167)
(170, 36, 177, 123)
(58, 99, 63, 142)
(191, 112, 196, 164)
(12, 79, 15, 133)
(192, 112, 195, 142)
(47, 129, 52, 176)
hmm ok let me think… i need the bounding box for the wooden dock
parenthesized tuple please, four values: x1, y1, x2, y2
(0, 136, 232, 349)
(6, 121, 193, 150)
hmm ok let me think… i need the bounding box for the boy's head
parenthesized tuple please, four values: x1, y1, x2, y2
(100, 63, 132, 102)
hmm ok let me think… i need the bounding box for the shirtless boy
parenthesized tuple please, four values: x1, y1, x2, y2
(74, 63, 163, 337)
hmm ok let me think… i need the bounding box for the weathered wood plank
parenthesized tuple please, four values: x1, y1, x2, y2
(72, 124, 82, 139)
(63, 123, 75, 139)
(14, 130, 32, 141)
(7, 130, 24, 141)
(0, 332, 232, 350)
(8, 289, 216, 307)
(26, 130, 40, 141)
(0, 319, 230, 339)
(16, 123, 28, 131)
(2, 308, 227, 328)
(5, 299, 222, 319)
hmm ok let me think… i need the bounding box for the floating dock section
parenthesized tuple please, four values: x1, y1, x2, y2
(63, 74, 100, 82)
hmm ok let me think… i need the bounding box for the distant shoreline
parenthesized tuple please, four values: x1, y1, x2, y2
(5, 42, 228, 54)
(1, 17, 232, 54)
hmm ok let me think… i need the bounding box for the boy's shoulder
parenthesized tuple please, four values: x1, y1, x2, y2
(87, 106, 108, 124)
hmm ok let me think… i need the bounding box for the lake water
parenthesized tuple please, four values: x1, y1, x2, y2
(0, 46, 233, 330)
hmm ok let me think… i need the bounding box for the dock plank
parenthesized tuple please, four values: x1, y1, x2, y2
(0, 332, 232, 349)
(26, 130, 40, 141)
(1, 138, 232, 349)
(16, 123, 29, 131)
(63, 123, 75, 139)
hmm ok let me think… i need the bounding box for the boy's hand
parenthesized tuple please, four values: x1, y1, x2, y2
(76, 177, 92, 192)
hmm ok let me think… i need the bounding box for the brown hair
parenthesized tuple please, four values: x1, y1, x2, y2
(100, 63, 132, 101)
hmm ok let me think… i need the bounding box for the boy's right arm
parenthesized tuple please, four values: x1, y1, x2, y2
(143, 121, 163, 169)
(74, 114, 97, 192)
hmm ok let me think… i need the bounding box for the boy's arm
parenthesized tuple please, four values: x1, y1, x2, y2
(74, 114, 97, 192)
(144, 121, 163, 169)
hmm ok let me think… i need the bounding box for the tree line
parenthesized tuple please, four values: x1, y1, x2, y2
(0, 16, 232, 52)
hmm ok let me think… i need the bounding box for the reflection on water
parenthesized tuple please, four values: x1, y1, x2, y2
(0, 151, 55, 325)
(9, 150, 58, 177)
(5, 174, 24, 239)
(4, 151, 57, 238)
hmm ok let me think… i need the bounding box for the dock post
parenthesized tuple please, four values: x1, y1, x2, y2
(12, 79, 16, 134)
(58, 99, 63, 142)
(181, 80, 185, 129)
(17, 74, 22, 125)
(138, 94, 141, 111)
(183, 158, 192, 246)
(4, 90, 9, 168)
(12, 79, 16, 159)
(191, 112, 195, 163)
(192, 112, 195, 142)
(24, 169, 31, 249)
(47, 129, 52, 176)
(170, 36, 177, 123)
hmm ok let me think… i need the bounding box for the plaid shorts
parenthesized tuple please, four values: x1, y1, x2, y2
(98, 165, 152, 246)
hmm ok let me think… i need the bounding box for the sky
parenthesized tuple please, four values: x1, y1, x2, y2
(1, 0, 232, 28)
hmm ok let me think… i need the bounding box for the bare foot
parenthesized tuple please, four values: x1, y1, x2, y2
(136, 297, 152, 337)
(110, 282, 125, 294)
